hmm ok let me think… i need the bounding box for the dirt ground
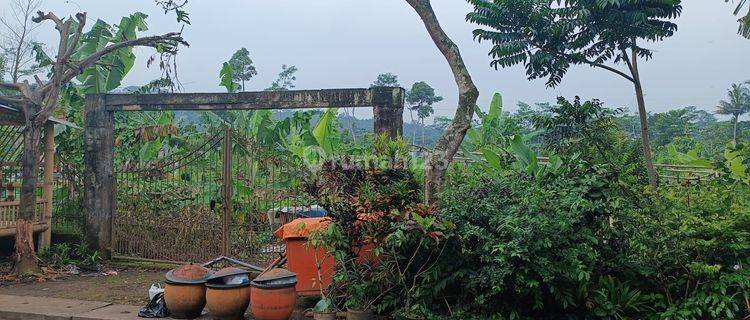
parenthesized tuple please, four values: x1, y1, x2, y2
(0, 267, 165, 306)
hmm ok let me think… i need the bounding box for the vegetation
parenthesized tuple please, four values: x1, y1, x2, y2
(2, 1, 749, 319)
(405, 81, 443, 146)
(466, 0, 683, 187)
(716, 82, 750, 144)
(227, 47, 257, 91)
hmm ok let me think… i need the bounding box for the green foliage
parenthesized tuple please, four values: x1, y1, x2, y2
(466, 0, 682, 86)
(219, 62, 239, 93)
(437, 159, 621, 318)
(305, 141, 427, 312)
(228, 48, 257, 91)
(728, 0, 750, 38)
(74, 12, 151, 93)
(313, 108, 341, 156)
(39, 241, 102, 268)
(405, 81, 442, 120)
(370, 72, 400, 88)
(265, 64, 298, 91)
(716, 82, 750, 142)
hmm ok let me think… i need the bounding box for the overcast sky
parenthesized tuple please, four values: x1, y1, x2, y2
(3, 0, 750, 121)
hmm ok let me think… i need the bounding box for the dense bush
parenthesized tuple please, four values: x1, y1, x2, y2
(437, 157, 644, 319)
(401, 98, 750, 319)
(434, 159, 750, 319)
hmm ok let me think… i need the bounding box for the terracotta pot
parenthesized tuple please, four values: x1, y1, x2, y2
(250, 286, 297, 320)
(314, 311, 337, 320)
(205, 283, 251, 320)
(163, 282, 206, 319)
(346, 309, 375, 320)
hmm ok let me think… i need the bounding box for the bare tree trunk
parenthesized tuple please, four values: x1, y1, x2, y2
(733, 115, 739, 145)
(422, 117, 426, 146)
(348, 107, 356, 143)
(14, 119, 42, 274)
(631, 54, 658, 188)
(409, 108, 416, 145)
(406, 0, 479, 205)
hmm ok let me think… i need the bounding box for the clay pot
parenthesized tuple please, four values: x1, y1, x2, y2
(313, 311, 337, 320)
(163, 264, 212, 319)
(250, 268, 298, 320)
(250, 285, 297, 320)
(164, 282, 207, 319)
(205, 283, 251, 320)
(346, 309, 375, 320)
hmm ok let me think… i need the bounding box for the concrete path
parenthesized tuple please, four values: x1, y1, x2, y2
(0, 294, 210, 320)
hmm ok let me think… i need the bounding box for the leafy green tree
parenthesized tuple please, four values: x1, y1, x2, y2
(370, 72, 400, 88)
(716, 82, 750, 144)
(228, 47, 257, 91)
(466, 0, 682, 187)
(265, 64, 298, 91)
(648, 108, 698, 147)
(406, 81, 443, 146)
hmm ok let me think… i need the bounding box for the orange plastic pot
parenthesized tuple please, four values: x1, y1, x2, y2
(163, 282, 206, 319)
(250, 285, 297, 320)
(205, 283, 251, 320)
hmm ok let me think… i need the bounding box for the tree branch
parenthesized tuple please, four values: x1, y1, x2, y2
(0, 82, 21, 91)
(63, 13, 87, 60)
(31, 11, 63, 29)
(586, 60, 635, 83)
(0, 95, 25, 107)
(539, 47, 635, 83)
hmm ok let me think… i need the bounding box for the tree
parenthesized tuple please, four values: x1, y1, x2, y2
(227, 47, 257, 91)
(0, 10, 186, 274)
(370, 72, 400, 88)
(405, 0, 479, 204)
(265, 64, 297, 91)
(648, 108, 698, 147)
(716, 82, 750, 144)
(0, 0, 42, 83)
(406, 81, 443, 146)
(727, 0, 750, 38)
(466, 0, 682, 188)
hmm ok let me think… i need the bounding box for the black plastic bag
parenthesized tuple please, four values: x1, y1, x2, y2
(138, 292, 170, 318)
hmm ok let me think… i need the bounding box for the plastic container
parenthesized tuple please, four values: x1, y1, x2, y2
(274, 218, 335, 296)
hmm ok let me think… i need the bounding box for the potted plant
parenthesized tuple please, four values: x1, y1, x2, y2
(313, 297, 336, 320)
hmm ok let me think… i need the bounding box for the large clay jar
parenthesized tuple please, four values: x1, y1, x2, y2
(206, 282, 251, 320)
(205, 267, 252, 320)
(164, 264, 212, 319)
(250, 268, 298, 320)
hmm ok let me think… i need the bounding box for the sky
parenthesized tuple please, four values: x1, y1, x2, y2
(3, 0, 750, 122)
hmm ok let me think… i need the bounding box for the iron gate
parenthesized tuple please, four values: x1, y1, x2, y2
(113, 127, 313, 265)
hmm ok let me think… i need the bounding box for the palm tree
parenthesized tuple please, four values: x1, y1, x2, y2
(716, 82, 750, 144)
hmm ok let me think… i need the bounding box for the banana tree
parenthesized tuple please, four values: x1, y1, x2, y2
(0, 10, 186, 273)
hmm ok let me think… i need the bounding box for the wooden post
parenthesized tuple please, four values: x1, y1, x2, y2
(83, 94, 115, 257)
(372, 87, 405, 139)
(40, 122, 55, 250)
(221, 128, 233, 256)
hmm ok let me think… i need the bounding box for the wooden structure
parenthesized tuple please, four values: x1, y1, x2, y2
(83, 87, 405, 256)
(0, 104, 68, 250)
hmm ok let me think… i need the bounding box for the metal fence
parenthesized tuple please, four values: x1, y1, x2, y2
(113, 128, 312, 265)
